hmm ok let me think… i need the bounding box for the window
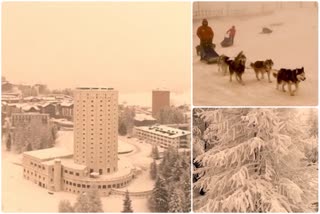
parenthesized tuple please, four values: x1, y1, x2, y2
(103, 185, 106, 189)
(76, 173, 79, 176)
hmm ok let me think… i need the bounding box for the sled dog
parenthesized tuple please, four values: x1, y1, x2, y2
(225, 51, 247, 85)
(217, 55, 230, 76)
(250, 59, 274, 83)
(273, 67, 306, 96)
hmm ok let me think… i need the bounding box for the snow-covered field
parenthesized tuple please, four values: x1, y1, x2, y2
(193, 8, 318, 106)
(2, 131, 155, 212)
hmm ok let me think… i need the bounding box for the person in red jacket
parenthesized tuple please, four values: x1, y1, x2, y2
(197, 19, 214, 46)
(226, 25, 236, 44)
(197, 19, 214, 60)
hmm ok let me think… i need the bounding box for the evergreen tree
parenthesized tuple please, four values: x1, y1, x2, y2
(122, 190, 133, 213)
(149, 177, 169, 212)
(168, 189, 184, 212)
(6, 134, 11, 151)
(119, 121, 127, 136)
(194, 109, 310, 212)
(73, 193, 91, 212)
(181, 170, 191, 212)
(150, 159, 157, 180)
(87, 189, 103, 212)
(152, 145, 160, 160)
(58, 200, 74, 212)
(73, 189, 103, 212)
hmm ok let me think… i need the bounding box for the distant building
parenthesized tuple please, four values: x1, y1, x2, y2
(57, 102, 73, 121)
(11, 112, 50, 127)
(134, 113, 157, 126)
(39, 102, 58, 118)
(152, 90, 170, 117)
(134, 125, 190, 149)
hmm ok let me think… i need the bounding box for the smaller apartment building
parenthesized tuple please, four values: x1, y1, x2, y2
(134, 125, 190, 149)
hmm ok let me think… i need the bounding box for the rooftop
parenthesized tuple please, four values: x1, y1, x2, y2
(23, 147, 73, 161)
(134, 113, 156, 122)
(135, 125, 190, 138)
(76, 87, 114, 90)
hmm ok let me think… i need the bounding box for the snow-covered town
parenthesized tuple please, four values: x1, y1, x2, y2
(2, 81, 191, 212)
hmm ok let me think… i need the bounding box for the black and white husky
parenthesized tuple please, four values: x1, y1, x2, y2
(273, 67, 306, 96)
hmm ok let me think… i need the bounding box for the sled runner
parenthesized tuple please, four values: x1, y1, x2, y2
(196, 43, 219, 64)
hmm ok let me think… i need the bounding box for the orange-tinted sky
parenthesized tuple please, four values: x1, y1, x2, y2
(2, 2, 191, 93)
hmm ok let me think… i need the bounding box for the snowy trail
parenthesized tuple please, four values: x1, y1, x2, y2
(193, 8, 318, 106)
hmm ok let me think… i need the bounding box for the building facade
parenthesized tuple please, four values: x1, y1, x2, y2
(134, 125, 190, 149)
(73, 88, 118, 174)
(152, 90, 170, 117)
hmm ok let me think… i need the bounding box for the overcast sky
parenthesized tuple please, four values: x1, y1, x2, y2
(2, 2, 191, 94)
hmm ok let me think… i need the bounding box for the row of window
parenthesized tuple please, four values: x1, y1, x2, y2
(63, 180, 129, 189)
(64, 170, 80, 176)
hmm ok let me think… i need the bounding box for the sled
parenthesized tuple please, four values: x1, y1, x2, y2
(220, 37, 233, 47)
(261, 27, 272, 34)
(196, 43, 219, 64)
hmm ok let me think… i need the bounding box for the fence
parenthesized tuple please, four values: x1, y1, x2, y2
(193, 2, 317, 20)
(110, 188, 152, 198)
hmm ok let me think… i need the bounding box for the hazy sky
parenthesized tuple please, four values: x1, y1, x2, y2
(2, 2, 191, 94)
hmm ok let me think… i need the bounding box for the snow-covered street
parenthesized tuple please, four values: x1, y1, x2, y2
(193, 8, 318, 106)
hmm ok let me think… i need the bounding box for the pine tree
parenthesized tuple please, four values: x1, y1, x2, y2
(119, 121, 127, 136)
(58, 200, 74, 212)
(73, 193, 91, 212)
(168, 189, 184, 212)
(87, 189, 103, 212)
(73, 189, 103, 212)
(194, 109, 310, 212)
(122, 190, 133, 213)
(150, 159, 157, 180)
(149, 176, 169, 212)
(152, 146, 160, 160)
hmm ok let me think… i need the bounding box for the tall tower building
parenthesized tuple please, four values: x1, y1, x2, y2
(152, 89, 170, 117)
(73, 88, 118, 175)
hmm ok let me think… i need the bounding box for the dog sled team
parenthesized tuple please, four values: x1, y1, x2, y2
(196, 19, 306, 96)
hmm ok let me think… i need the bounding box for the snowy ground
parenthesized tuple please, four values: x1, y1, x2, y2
(2, 131, 155, 212)
(193, 8, 318, 106)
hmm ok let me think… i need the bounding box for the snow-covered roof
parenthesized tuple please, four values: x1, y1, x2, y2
(60, 102, 73, 107)
(134, 113, 156, 122)
(51, 118, 74, 126)
(135, 125, 190, 138)
(23, 148, 73, 161)
(60, 158, 87, 170)
(21, 105, 39, 111)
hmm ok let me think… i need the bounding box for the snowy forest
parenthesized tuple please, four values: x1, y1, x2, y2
(149, 147, 191, 212)
(193, 108, 318, 212)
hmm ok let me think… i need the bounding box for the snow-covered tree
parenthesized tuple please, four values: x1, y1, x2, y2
(194, 108, 313, 212)
(150, 159, 157, 180)
(156, 107, 185, 124)
(73, 189, 103, 212)
(119, 121, 127, 136)
(149, 176, 169, 212)
(58, 200, 74, 212)
(122, 190, 133, 213)
(118, 106, 135, 135)
(169, 189, 184, 212)
(151, 145, 160, 160)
